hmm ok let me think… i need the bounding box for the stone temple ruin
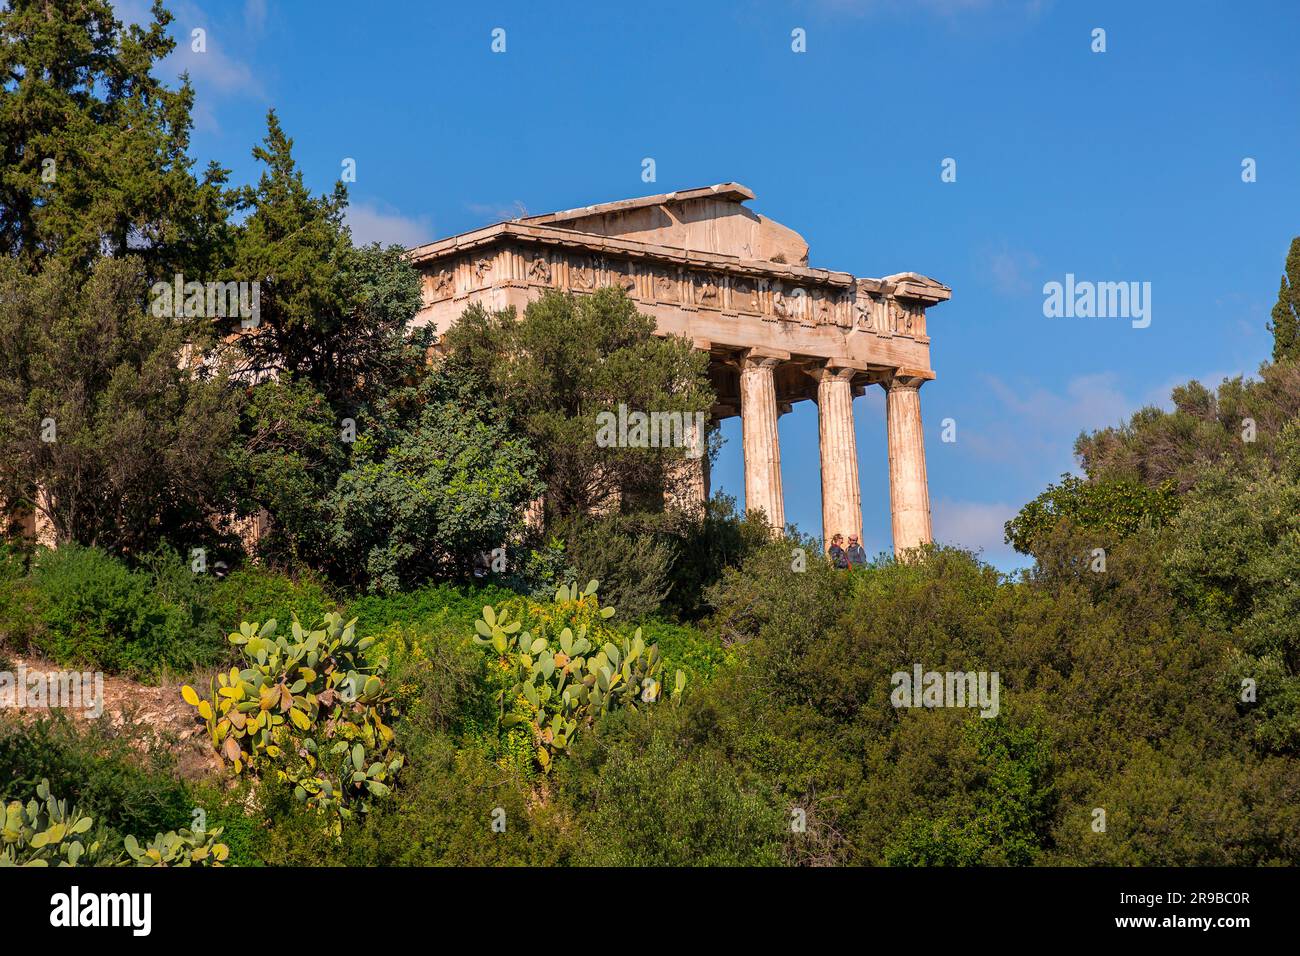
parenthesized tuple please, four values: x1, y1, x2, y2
(407, 183, 950, 556)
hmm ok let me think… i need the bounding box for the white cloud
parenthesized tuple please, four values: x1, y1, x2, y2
(981, 245, 1041, 298)
(345, 201, 433, 249)
(115, 0, 265, 132)
(111, 0, 156, 27)
(162, 2, 264, 98)
(956, 371, 1133, 477)
(985, 371, 1131, 434)
(931, 497, 1021, 567)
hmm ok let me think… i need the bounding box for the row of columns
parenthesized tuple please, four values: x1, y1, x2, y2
(736, 351, 932, 558)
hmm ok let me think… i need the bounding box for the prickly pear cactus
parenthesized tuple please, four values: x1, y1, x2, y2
(0, 780, 229, 867)
(473, 580, 685, 772)
(181, 612, 403, 826)
(0, 779, 106, 867)
(124, 827, 230, 867)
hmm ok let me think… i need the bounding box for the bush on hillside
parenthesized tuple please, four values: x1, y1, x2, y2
(28, 545, 224, 679)
(208, 566, 337, 634)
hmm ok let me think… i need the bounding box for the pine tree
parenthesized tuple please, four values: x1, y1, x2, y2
(1269, 237, 1300, 364)
(0, 0, 228, 272)
(227, 110, 426, 415)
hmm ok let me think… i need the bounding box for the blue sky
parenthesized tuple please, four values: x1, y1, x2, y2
(123, 0, 1300, 569)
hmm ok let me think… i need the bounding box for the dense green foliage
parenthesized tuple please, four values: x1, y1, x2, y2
(325, 377, 542, 592)
(0, 256, 239, 554)
(555, 496, 770, 621)
(1004, 473, 1178, 556)
(1074, 363, 1300, 491)
(0, 545, 339, 679)
(0, 0, 222, 272)
(443, 288, 715, 523)
(26, 544, 224, 678)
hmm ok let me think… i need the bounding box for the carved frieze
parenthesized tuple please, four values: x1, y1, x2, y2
(425, 243, 922, 342)
(527, 252, 552, 284)
(694, 272, 721, 308)
(607, 258, 637, 294)
(854, 292, 878, 333)
(569, 255, 596, 291)
(816, 291, 844, 328)
(890, 299, 923, 335)
(430, 266, 456, 300)
(770, 281, 806, 323)
(654, 267, 680, 303)
(731, 276, 761, 314)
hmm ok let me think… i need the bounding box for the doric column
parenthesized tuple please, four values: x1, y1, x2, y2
(738, 350, 786, 531)
(663, 415, 709, 515)
(814, 364, 863, 547)
(884, 372, 933, 557)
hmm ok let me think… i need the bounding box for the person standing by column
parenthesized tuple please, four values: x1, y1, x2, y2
(828, 533, 848, 569)
(846, 534, 867, 568)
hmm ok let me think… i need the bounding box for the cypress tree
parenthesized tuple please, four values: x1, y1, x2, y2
(1269, 237, 1300, 363)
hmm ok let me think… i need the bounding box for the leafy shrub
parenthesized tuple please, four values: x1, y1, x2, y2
(660, 495, 772, 620)
(1161, 422, 1300, 754)
(208, 566, 337, 634)
(558, 516, 676, 620)
(1005, 473, 1179, 557)
(182, 613, 402, 827)
(326, 395, 542, 592)
(499, 535, 573, 599)
(370, 621, 483, 738)
(566, 730, 785, 866)
(345, 581, 513, 639)
(0, 543, 37, 660)
(556, 497, 770, 622)
(252, 735, 575, 867)
(188, 782, 263, 868)
(137, 544, 224, 642)
(636, 616, 729, 685)
(881, 719, 1055, 867)
(28, 544, 220, 679)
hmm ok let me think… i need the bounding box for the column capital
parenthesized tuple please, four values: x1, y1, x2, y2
(735, 346, 791, 371)
(810, 358, 865, 384)
(881, 366, 935, 392)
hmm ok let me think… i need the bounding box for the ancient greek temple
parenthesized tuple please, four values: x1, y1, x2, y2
(407, 183, 950, 557)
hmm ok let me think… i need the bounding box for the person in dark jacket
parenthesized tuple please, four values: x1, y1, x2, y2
(846, 534, 867, 567)
(828, 534, 849, 569)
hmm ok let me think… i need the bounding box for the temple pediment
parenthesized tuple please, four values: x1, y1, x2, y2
(518, 183, 810, 266)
